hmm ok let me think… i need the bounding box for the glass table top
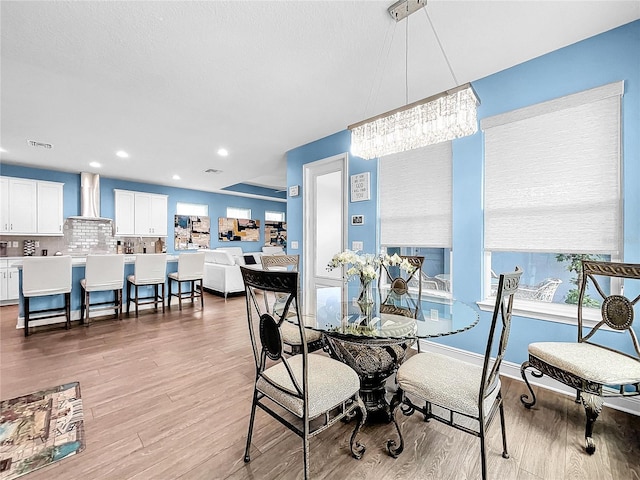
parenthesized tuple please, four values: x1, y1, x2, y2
(298, 285, 479, 340)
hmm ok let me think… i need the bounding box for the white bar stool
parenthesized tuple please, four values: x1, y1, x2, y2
(126, 253, 167, 317)
(80, 254, 125, 325)
(22, 256, 72, 337)
(168, 252, 205, 310)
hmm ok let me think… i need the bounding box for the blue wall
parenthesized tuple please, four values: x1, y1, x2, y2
(286, 130, 378, 281)
(286, 20, 640, 364)
(0, 164, 285, 253)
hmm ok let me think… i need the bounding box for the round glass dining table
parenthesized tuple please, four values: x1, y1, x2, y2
(298, 286, 480, 421)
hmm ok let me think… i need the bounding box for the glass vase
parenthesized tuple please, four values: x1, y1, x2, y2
(357, 277, 374, 321)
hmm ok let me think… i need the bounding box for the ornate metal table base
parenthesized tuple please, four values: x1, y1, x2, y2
(323, 334, 415, 422)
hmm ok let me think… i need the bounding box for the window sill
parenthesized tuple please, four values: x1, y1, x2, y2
(477, 297, 603, 328)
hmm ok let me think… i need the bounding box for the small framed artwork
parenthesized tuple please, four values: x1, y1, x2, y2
(350, 172, 370, 202)
(289, 185, 300, 197)
(351, 215, 364, 225)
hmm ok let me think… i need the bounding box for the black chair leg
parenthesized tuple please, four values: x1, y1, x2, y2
(199, 279, 204, 308)
(581, 393, 604, 454)
(161, 283, 165, 313)
(135, 285, 139, 317)
(168, 279, 173, 308)
(126, 280, 131, 315)
(178, 281, 183, 311)
(65, 292, 71, 330)
(24, 297, 30, 337)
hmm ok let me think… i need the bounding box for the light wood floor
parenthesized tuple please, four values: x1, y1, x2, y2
(1, 293, 639, 480)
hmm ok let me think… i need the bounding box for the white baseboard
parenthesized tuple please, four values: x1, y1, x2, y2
(417, 339, 640, 417)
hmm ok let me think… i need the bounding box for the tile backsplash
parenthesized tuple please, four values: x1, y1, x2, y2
(64, 218, 117, 254)
(0, 218, 166, 256)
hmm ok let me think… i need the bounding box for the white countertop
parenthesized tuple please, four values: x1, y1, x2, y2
(9, 254, 179, 267)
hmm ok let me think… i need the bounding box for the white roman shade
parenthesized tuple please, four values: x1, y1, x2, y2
(482, 81, 623, 254)
(379, 142, 452, 248)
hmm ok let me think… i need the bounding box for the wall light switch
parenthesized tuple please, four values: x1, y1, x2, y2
(291, 241, 299, 250)
(352, 241, 363, 251)
(35, 241, 40, 247)
(12, 241, 18, 248)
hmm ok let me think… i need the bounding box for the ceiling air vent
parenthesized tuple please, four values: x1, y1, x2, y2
(27, 139, 54, 149)
(205, 168, 223, 174)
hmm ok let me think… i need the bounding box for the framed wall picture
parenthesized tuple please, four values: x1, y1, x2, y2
(350, 172, 370, 202)
(218, 217, 260, 242)
(174, 215, 211, 250)
(264, 221, 287, 247)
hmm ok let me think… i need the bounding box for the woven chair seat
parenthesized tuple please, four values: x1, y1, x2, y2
(280, 321, 323, 346)
(398, 351, 501, 418)
(529, 342, 640, 385)
(258, 353, 360, 418)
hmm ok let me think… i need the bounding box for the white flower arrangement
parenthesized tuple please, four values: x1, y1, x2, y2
(327, 250, 415, 283)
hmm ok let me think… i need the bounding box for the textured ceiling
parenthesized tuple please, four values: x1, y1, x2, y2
(1, 1, 638, 195)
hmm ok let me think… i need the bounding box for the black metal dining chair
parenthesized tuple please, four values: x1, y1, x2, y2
(240, 266, 366, 479)
(386, 266, 522, 480)
(260, 254, 323, 355)
(521, 260, 640, 454)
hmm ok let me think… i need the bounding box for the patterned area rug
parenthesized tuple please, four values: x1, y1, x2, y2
(0, 382, 85, 480)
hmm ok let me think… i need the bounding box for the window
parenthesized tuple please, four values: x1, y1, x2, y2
(382, 246, 452, 299)
(481, 82, 623, 323)
(379, 142, 452, 249)
(227, 207, 251, 219)
(265, 211, 285, 222)
(176, 202, 208, 216)
(379, 142, 453, 298)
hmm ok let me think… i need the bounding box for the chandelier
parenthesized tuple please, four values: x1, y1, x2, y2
(349, 0, 480, 160)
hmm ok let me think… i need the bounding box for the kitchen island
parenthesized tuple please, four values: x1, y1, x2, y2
(11, 254, 182, 330)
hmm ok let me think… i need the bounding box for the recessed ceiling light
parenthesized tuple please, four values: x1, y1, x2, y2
(0, 147, 6, 153)
(172, 174, 180, 180)
(116, 150, 129, 158)
(217, 148, 229, 157)
(89, 161, 101, 168)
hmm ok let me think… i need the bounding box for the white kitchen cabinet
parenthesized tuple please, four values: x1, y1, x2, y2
(37, 181, 64, 234)
(114, 189, 136, 236)
(0, 260, 19, 304)
(0, 177, 63, 235)
(0, 177, 37, 234)
(114, 189, 167, 237)
(0, 177, 9, 233)
(135, 193, 168, 236)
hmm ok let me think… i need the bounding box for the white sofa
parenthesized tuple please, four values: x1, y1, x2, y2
(203, 246, 284, 298)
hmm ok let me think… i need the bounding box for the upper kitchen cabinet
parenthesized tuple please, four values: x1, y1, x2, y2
(0, 176, 63, 235)
(37, 181, 64, 234)
(134, 192, 168, 236)
(114, 189, 168, 237)
(114, 189, 135, 235)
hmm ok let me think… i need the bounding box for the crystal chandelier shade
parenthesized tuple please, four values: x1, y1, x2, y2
(349, 83, 479, 160)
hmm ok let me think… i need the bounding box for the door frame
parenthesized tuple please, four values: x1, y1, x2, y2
(302, 152, 349, 312)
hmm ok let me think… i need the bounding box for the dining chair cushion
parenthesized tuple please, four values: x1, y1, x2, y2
(81, 277, 123, 291)
(529, 342, 640, 385)
(257, 353, 360, 418)
(129, 253, 167, 285)
(83, 254, 125, 290)
(171, 252, 205, 280)
(22, 256, 72, 297)
(397, 351, 500, 418)
(280, 321, 323, 346)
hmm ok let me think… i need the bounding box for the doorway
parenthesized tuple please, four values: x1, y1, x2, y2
(302, 153, 348, 313)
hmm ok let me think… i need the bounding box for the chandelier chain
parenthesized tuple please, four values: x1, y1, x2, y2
(424, 8, 459, 86)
